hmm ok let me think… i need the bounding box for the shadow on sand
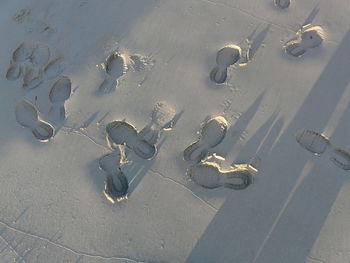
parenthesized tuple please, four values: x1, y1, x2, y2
(186, 27, 350, 263)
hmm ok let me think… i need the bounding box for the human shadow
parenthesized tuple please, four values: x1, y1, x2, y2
(255, 103, 350, 263)
(218, 92, 265, 157)
(233, 110, 279, 165)
(127, 137, 166, 196)
(249, 24, 271, 60)
(303, 4, 320, 27)
(186, 27, 350, 263)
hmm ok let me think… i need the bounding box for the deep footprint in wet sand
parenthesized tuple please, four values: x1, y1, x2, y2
(49, 76, 72, 121)
(184, 116, 228, 163)
(285, 25, 325, 57)
(99, 52, 127, 93)
(99, 151, 128, 203)
(296, 130, 330, 155)
(210, 45, 241, 84)
(15, 99, 54, 142)
(275, 0, 290, 9)
(188, 154, 257, 190)
(139, 101, 176, 145)
(106, 121, 156, 160)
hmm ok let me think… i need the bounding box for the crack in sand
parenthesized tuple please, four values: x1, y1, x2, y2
(150, 169, 218, 212)
(0, 226, 26, 262)
(0, 220, 142, 262)
(61, 126, 109, 151)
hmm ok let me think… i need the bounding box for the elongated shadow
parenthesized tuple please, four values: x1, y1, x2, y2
(233, 110, 279, 165)
(186, 27, 350, 263)
(127, 137, 166, 195)
(303, 4, 320, 26)
(219, 93, 264, 157)
(250, 24, 271, 59)
(255, 102, 350, 263)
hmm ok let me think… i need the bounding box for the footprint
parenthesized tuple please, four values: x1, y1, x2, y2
(6, 60, 22, 80)
(6, 41, 63, 90)
(43, 57, 65, 80)
(23, 56, 64, 89)
(22, 43, 53, 89)
(210, 45, 241, 84)
(99, 151, 128, 203)
(106, 121, 156, 160)
(22, 66, 43, 90)
(31, 43, 50, 69)
(184, 116, 228, 163)
(6, 41, 37, 80)
(296, 130, 330, 155)
(188, 154, 257, 189)
(130, 54, 154, 71)
(330, 147, 350, 171)
(49, 76, 72, 121)
(296, 129, 350, 171)
(139, 101, 176, 145)
(285, 25, 325, 57)
(99, 52, 127, 93)
(12, 41, 37, 63)
(15, 99, 54, 142)
(275, 0, 290, 9)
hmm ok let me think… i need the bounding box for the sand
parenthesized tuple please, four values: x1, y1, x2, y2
(1, 0, 350, 262)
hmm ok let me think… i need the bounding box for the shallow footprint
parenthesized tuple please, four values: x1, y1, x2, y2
(139, 101, 176, 145)
(330, 147, 350, 171)
(49, 76, 72, 121)
(31, 43, 50, 69)
(296, 130, 330, 155)
(15, 100, 54, 142)
(184, 116, 228, 163)
(44, 57, 65, 80)
(152, 101, 176, 129)
(130, 54, 154, 71)
(6, 41, 37, 81)
(275, 0, 290, 9)
(22, 66, 43, 90)
(12, 41, 37, 64)
(99, 52, 127, 93)
(6, 61, 22, 80)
